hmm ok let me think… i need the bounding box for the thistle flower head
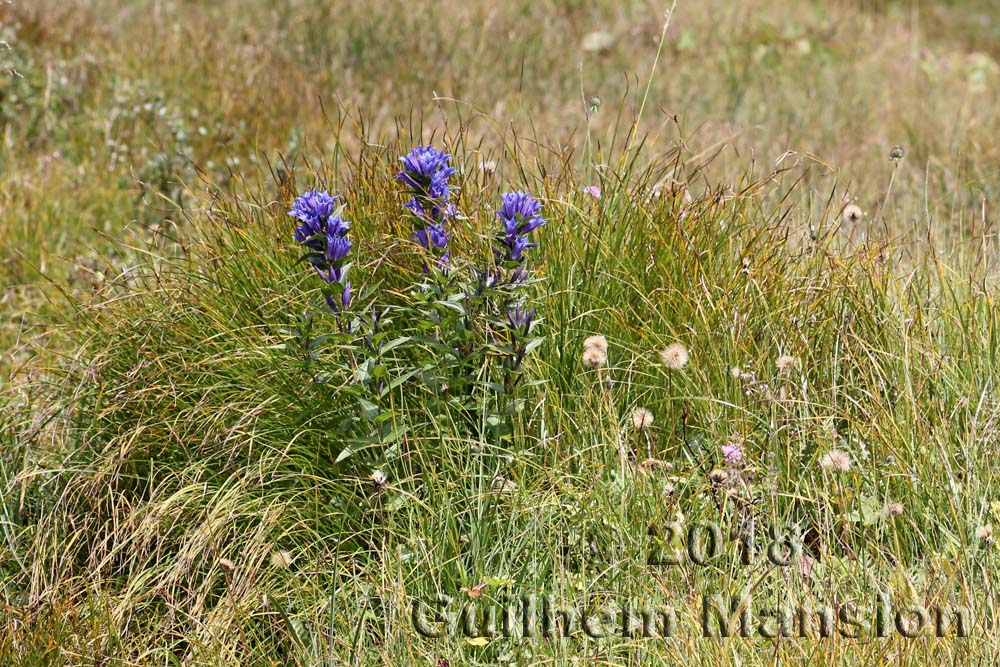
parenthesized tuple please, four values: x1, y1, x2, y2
(721, 443, 743, 466)
(659, 343, 689, 370)
(819, 449, 852, 472)
(976, 524, 994, 542)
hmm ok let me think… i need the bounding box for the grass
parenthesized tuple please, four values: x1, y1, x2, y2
(3, 0, 1000, 664)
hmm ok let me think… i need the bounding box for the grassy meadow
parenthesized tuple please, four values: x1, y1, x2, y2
(3, 0, 1000, 664)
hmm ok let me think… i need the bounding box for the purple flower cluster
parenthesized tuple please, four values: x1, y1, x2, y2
(397, 146, 456, 267)
(494, 191, 546, 283)
(289, 189, 352, 311)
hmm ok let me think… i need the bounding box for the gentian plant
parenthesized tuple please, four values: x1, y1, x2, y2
(286, 147, 545, 471)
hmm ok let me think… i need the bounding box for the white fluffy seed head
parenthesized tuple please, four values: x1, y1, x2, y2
(776, 354, 797, 374)
(583, 335, 609, 353)
(631, 407, 654, 431)
(270, 549, 294, 569)
(819, 450, 852, 472)
(843, 204, 863, 225)
(582, 347, 608, 369)
(659, 343, 689, 370)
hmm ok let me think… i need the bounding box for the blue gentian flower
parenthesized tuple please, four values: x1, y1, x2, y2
(493, 191, 545, 279)
(413, 223, 449, 251)
(507, 304, 535, 336)
(290, 190, 340, 250)
(397, 146, 456, 200)
(398, 146, 456, 268)
(497, 191, 545, 236)
(289, 188, 352, 311)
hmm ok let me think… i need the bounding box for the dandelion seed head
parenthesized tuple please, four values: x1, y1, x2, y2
(883, 501, 905, 518)
(583, 335, 609, 353)
(776, 354, 797, 374)
(631, 407, 654, 431)
(819, 449, 852, 472)
(270, 549, 294, 569)
(659, 343, 689, 370)
(730, 366, 742, 379)
(843, 204, 863, 225)
(582, 347, 608, 369)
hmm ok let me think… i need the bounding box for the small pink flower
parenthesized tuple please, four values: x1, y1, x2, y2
(583, 185, 601, 199)
(721, 444, 743, 465)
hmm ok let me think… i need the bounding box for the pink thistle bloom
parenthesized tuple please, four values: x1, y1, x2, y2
(721, 444, 743, 466)
(583, 185, 601, 199)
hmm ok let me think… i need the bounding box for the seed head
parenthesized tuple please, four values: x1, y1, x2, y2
(490, 477, 517, 494)
(583, 335, 609, 353)
(582, 347, 608, 369)
(270, 549, 294, 569)
(630, 407, 654, 431)
(659, 343, 689, 370)
(883, 501, 905, 518)
(708, 469, 729, 485)
(776, 354, 797, 375)
(842, 204, 863, 225)
(819, 449, 852, 472)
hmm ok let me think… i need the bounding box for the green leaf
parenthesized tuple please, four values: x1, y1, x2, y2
(859, 495, 881, 526)
(358, 397, 380, 420)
